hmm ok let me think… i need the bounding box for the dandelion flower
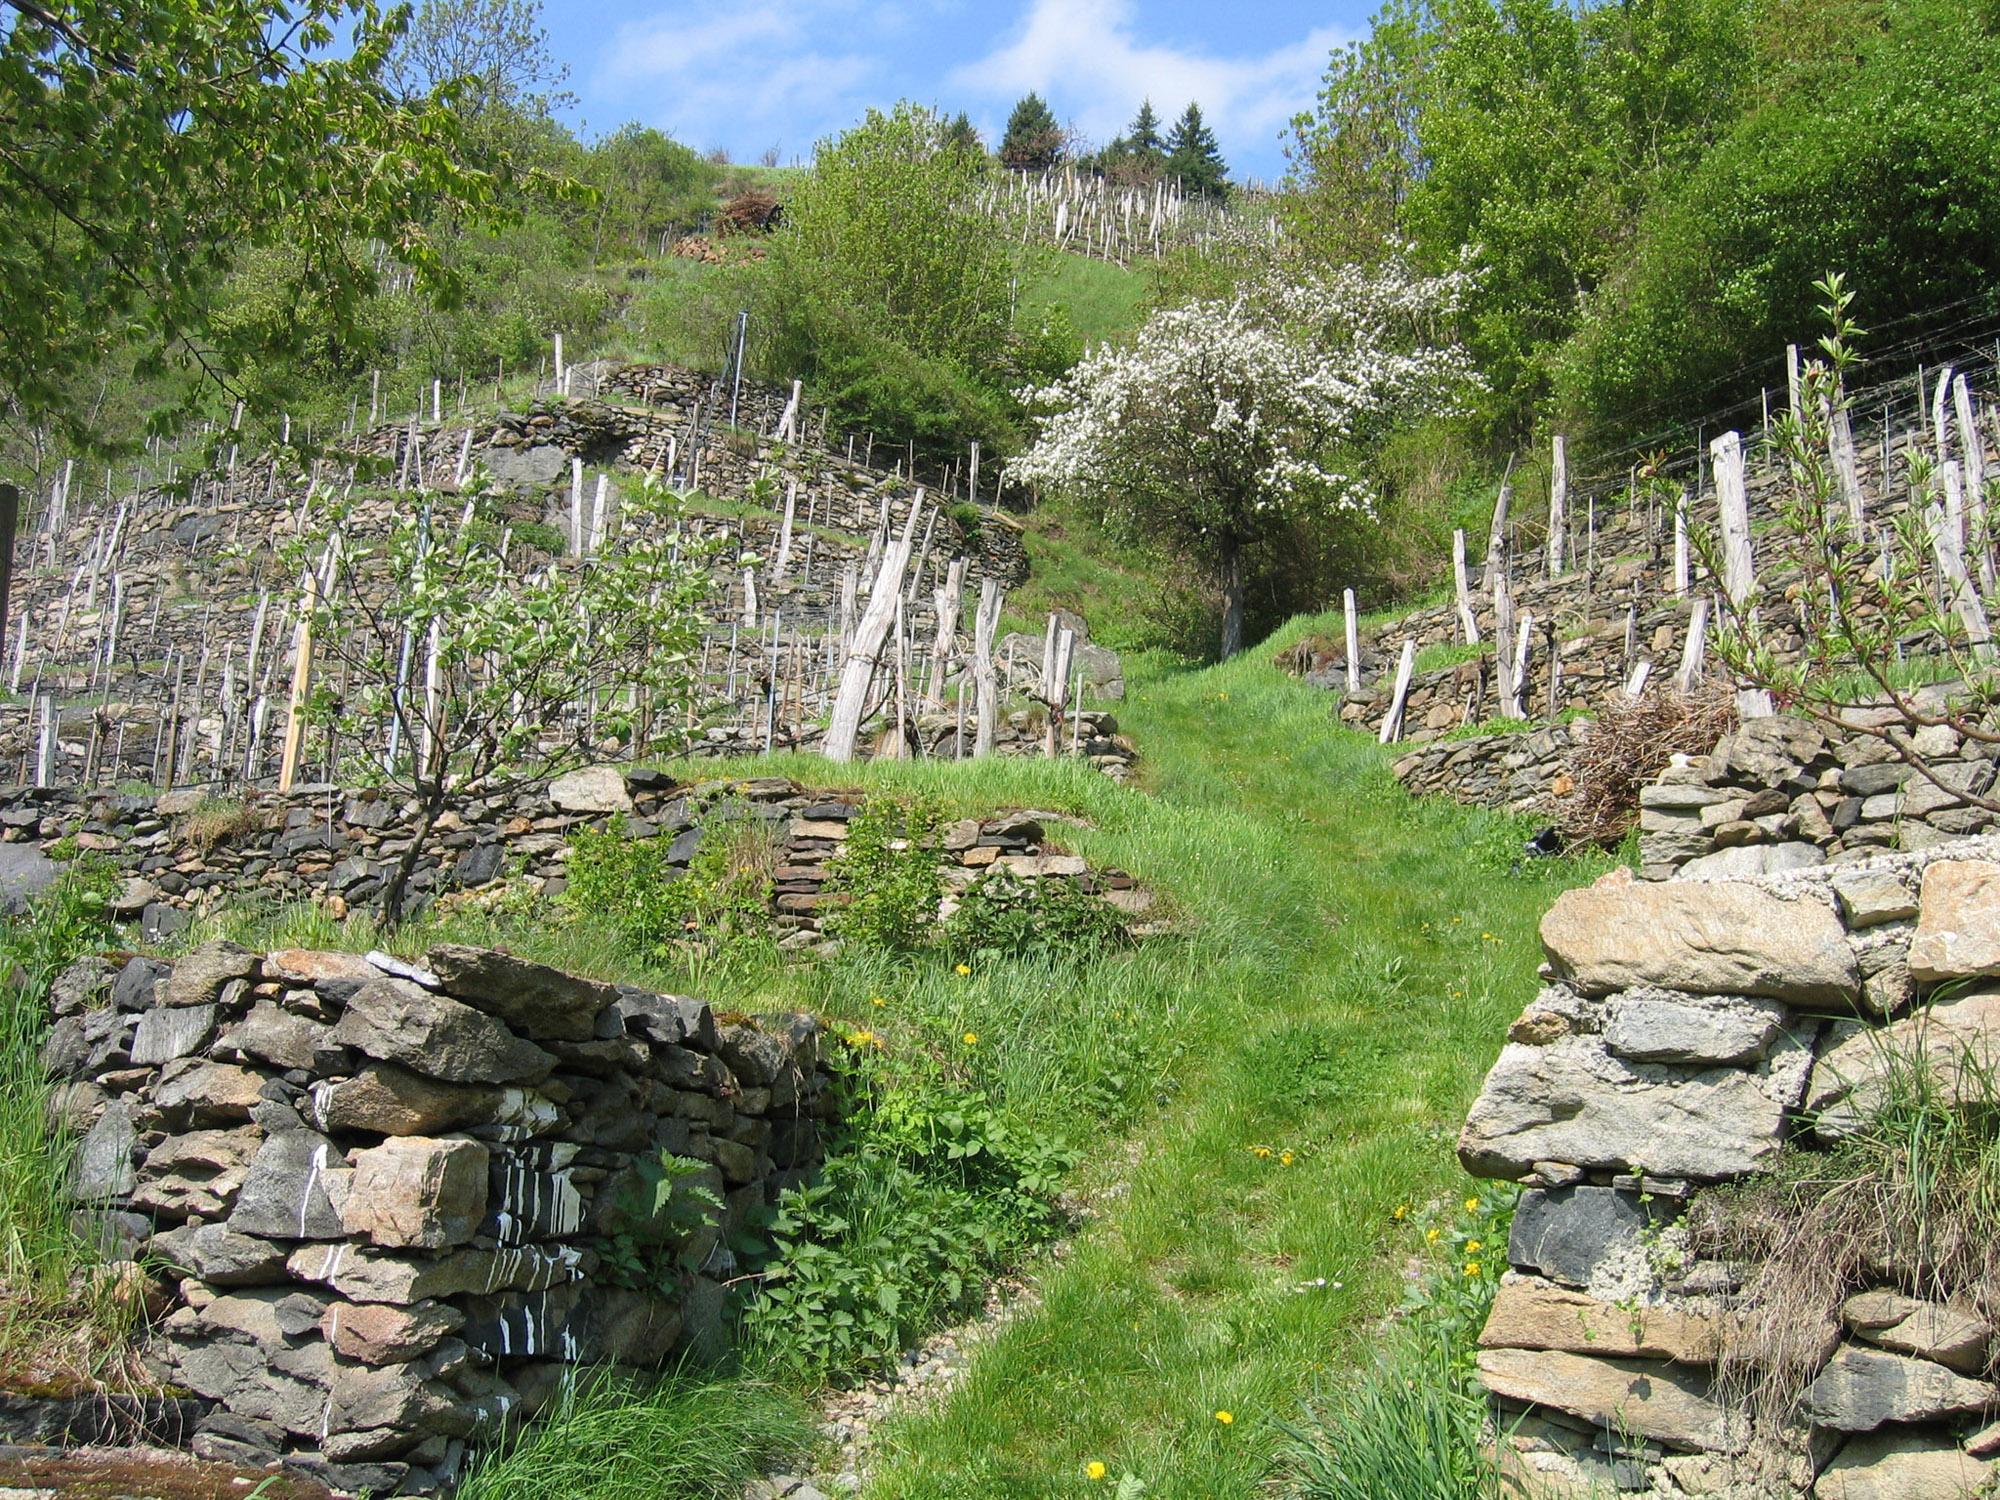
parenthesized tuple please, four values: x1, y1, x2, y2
(1086, 1461, 1108, 1481)
(1251, 1146, 1273, 1159)
(1464, 1261, 1483, 1277)
(1464, 1197, 1480, 1214)
(963, 1031, 980, 1045)
(843, 1030, 878, 1048)
(1279, 1151, 1295, 1167)
(1426, 1227, 1441, 1244)
(1392, 1203, 1410, 1221)
(1465, 1240, 1483, 1254)
(955, 963, 971, 977)
(1214, 1410, 1234, 1425)
(871, 996, 887, 1008)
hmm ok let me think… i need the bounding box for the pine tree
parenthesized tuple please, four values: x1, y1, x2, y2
(943, 111, 984, 159)
(1128, 100, 1165, 160)
(1000, 92, 1063, 173)
(1165, 101, 1229, 199)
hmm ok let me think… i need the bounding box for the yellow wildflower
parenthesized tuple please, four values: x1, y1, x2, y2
(870, 996, 887, 1007)
(954, 963, 971, 976)
(1086, 1461, 1108, 1481)
(1279, 1151, 1296, 1167)
(1250, 1145, 1273, 1159)
(1392, 1203, 1410, 1221)
(1464, 1261, 1483, 1277)
(1214, 1410, 1234, 1425)
(963, 1031, 979, 1045)
(843, 1030, 879, 1048)
(1426, 1227, 1441, 1244)
(1464, 1197, 1480, 1214)
(1465, 1240, 1483, 1254)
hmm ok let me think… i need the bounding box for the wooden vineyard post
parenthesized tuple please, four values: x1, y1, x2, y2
(1934, 462, 1995, 662)
(1452, 529, 1480, 645)
(1953, 375, 1993, 593)
(927, 557, 968, 709)
(1547, 435, 1568, 577)
(1672, 488, 1690, 596)
(277, 571, 320, 792)
(1494, 570, 1520, 719)
(1343, 588, 1360, 694)
(1379, 640, 1416, 744)
(0, 485, 16, 662)
(1483, 458, 1515, 590)
(1043, 626, 1075, 759)
(1711, 431, 1774, 717)
(1677, 599, 1709, 692)
(773, 482, 797, 583)
(973, 577, 1003, 757)
(825, 493, 925, 762)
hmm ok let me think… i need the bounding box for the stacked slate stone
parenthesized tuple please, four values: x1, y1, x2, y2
(1641, 709, 2000, 882)
(46, 940, 833, 1496)
(0, 774, 1143, 947)
(1459, 840, 2000, 1498)
(1390, 721, 1592, 815)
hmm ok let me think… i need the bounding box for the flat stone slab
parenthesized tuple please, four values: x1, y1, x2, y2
(1802, 1344, 1998, 1431)
(1480, 1277, 1724, 1362)
(1476, 1346, 1745, 1453)
(1909, 860, 2000, 982)
(1541, 870, 1858, 1006)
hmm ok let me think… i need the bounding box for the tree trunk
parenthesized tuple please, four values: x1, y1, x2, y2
(1219, 541, 1246, 658)
(379, 783, 446, 930)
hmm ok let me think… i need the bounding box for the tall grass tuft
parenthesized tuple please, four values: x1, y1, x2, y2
(0, 859, 130, 1373)
(453, 1366, 811, 1500)
(1285, 1334, 1499, 1500)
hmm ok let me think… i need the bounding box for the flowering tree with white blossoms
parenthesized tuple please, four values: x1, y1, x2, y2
(1009, 257, 1479, 655)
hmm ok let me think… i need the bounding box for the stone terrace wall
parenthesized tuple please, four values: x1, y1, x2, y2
(1458, 843, 2000, 1498)
(1640, 709, 1999, 881)
(47, 940, 831, 1495)
(1389, 722, 1590, 817)
(0, 772, 1152, 939)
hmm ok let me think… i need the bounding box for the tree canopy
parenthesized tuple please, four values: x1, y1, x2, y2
(0, 0, 511, 449)
(1000, 92, 1063, 173)
(1165, 102, 1229, 199)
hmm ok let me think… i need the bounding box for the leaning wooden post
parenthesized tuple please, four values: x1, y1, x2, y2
(1482, 458, 1515, 591)
(1711, 430, 1774, 717)
(1493, 569, 1519, 718)
(1953, 375, 1993, 593)
(1672, 487, 1690, 597)
(927, 557, 968, 709)
(1934, 462, 1995, 662)
(1343, 587, 1360, 693)
(1677, 598, 1709, 692)
(1547, 435, 1568, 577)
(972, 577, 1003, 757)
(277, 570, 320, 792)
(825, 493, 925, 762)
(1379, 640, 1416, 744)
(0, 484, 16, 664)
(1452, 528, 1481, 645)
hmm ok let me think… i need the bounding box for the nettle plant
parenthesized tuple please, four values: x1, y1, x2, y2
(1009, 252, 1479, 655)
(1708, 273, 2000, 812)
(293, 471, 716, 924)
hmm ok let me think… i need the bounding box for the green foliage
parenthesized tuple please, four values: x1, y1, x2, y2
(593, 1151, 726, 1298)
(0, 860, 121, 1346)
(737, 1040, 1074, 1380)
(564, 816, 775, 965)
(1555, 0, 2000, 434)
(0, 0, 525, 449)
(760, 103, 1034, 458)
(454, 1366, 810, 1500)
(1000, 92, 1063, 173)
(1284, 1333, 1499, 1500)
(824, 797, 945, 954)
(943, 869, 1127, 965)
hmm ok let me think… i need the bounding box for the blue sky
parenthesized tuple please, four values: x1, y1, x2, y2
(540, 0, 1367, 183)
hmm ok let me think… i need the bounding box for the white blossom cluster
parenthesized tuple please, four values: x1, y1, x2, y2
(1008, 256, 1480, 534)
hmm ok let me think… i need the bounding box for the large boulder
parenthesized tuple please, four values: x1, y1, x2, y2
(424, 944, 615, 1043)
(326, 977, 556, 1086)
(547, 766, 632, 815)
(1541, 870, 1859, 1007)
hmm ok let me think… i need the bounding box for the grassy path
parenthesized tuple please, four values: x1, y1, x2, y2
(837, 619, 1613, 1498)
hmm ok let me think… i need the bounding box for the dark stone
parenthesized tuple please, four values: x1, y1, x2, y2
(453, 843, 505, 886)
(1507, 1186, 1676, 1288)
(623, 768, 677, 792)
(665, 827, 703, 865)
(227, 1128, 346, 1240)
(142, 902, 191, 943)
(0, 842, 58, 915)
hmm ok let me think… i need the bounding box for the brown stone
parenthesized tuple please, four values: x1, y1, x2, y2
(1540, 877, 1858, 1006)
(1815, 1429, 1995, 1499)
(1843, 1291, 1993, 1374)
(342, 1137, 489, 1249)
(1808, 990, 2000, 1140)
(307, 1064, 502, 1136)
(1476, 1347, 1745, 1453)
(423, 944, 615, 1042)
(322, 1299, 464, 1363)
(264, 949, 379, 986)
(1479, 1278, 1724, 1363)
(1909, 861, 2000, 982)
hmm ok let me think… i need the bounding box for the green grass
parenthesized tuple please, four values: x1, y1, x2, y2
(454, 1367, 811, 1500)
(1018, 253, 1153, 350)
(1002, 493, 1167, 652)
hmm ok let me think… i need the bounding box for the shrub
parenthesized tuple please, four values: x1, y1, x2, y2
(564, 815, 775, 965)
(943, 870, 1126, 965)
(824, 798, 943, 954)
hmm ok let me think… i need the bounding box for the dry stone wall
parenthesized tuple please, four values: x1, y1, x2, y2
(1459, 842, 2000, 1498)
(1639, 708, 2000, 881)
(0, 773, 1152, 939)
(46, 940, 832, 1496)
(1389, 722, 1591, 816)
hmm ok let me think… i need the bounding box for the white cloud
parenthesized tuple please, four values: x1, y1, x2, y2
(593, 3, 883, 155)
(949, 0, 1349, 176)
